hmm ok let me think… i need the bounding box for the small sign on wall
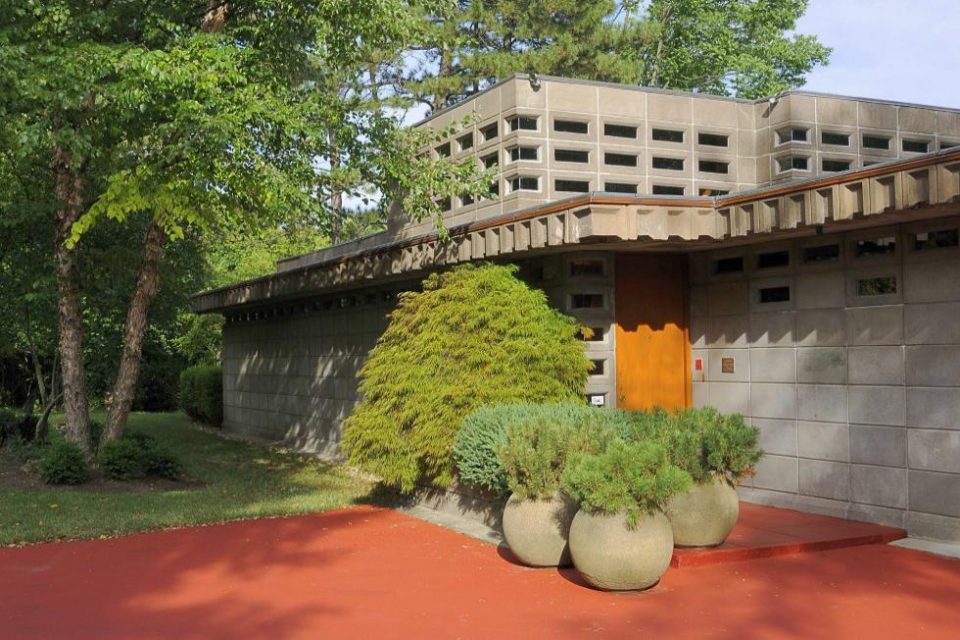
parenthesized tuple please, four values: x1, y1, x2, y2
(721, 357, 735, 374)
(589, 394, 606, 407)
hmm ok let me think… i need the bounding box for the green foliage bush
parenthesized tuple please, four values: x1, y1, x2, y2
(619, 408, 762, 483)
(99, 431, 181, 480)
(178, 365, 223, 426)
(562, 439, 691, 528)
(342, 263, 593, 492)
(38, 440, 89, 485)
(453, 403, 627, 497)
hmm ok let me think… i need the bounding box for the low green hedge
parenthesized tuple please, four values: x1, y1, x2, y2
(38, 439, 89, 485)
(99, 432, 181, 480)
(178, 365, 223, 427)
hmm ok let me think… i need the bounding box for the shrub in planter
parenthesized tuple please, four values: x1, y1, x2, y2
(342, 263, 592, 492)
(496, 413, 613, 567)
(621, 408, 762, 546)
(99, 432, 181, 480)
(453, 403, 624, 498)
(178, 365, 223, 427)
(563, 440, 691, 591)
(38, 440, 90, 485)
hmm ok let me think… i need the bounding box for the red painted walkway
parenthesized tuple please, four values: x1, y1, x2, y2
(672, 502, 907, 568)
(2, 506, 958, 639)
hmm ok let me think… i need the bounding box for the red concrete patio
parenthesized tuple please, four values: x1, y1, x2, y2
(2, 505, 958, 639)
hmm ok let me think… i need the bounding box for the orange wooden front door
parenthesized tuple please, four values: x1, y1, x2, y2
(615, 253, 691, 411)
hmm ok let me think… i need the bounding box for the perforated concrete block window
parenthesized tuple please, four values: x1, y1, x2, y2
(590, 359, 606, 376)
(577, 326, 606, 342)
(460, 193, 475, 206)
(652, 184, 685, 195)
(903, 139, 930, 153)
(555, 179, 591, 193)
(822, 158, 852, 172)
(698, 132, 728, 147)
(699, 160, 729, 174)
(436, 196, 451, 211)
(570, 293, 604, 309)
(652, 128, 684, 143)
(458, 133, 474, 151)
(855, 236, 897, 257)
(758, 285, 791, 304)
(699, 187, 729, 196)
(508, 115, 538, 132)
(714, 256, 744, 275)
(570, 259, 605, 277)
(822, 131, 850, 146)
(605, 182, 638, 194)
(776, 127, 809, 144)
(605, 123, 638, 139)
(482, 152, 498, 169)
(914, 228, 960, 251)
(940, 140, 960, 150)
(604, 152, 638, 167)
(856, 275, 897, 296)
(436, 142, 451, 157)
(554, 119, 589, 134)
(653, 156, 684, 171)
(508, 176, 540, 192)
(507, 146, 539, 162)
(554, 148, 590, 163)
(802, 243, 841, 264)
(481, 122, 498, 142)
(777, 156, 809, 173)
(756, 249, 790, 270)
(862, 134, 891, 151)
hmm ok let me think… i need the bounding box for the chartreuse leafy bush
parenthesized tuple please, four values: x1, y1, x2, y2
(453, 403, 629, 497)
(99, 432, 181, 480)
(38, 440, 89, 485)
(341, 264, 592, 492)
(618, 408, 762, 483)
(178, 365, 223, 427)
(562, 439, 692, 528)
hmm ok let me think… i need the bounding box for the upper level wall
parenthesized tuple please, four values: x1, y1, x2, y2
(388, 76, 960, 239)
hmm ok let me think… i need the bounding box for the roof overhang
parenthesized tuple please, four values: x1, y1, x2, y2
(192, 149, 960, 314)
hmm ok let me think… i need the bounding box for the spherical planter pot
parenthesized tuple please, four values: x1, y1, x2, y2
(502, 492, 578, 567)
(568, 509, 674, 591)
(665, 475, 739, 547)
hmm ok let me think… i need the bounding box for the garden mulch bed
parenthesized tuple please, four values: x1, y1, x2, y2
(0, 451, 204, 493)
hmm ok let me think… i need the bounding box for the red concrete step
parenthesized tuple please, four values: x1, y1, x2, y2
(671, 502, 908, 569)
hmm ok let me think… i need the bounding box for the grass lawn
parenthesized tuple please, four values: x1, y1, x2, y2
(0, 412, 373, 546)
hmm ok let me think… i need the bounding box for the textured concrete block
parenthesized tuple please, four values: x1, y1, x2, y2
(752, 418, 798, 456)
(753, 455, 799, 493)
(798, 421, 849, 462)
(905, 345, 960, 387)
(690, 285, 709, 316)
(797, 347, 847, 384)
(849, 425, 906, 467)
(797, 384, 848, 423)
(904, 259, 960, 303)
(907, 429, 960, 473)
(905, 511, 960, 542)
(748, 311, 795, 346)
(690, 316, 708, 348)
(692, 381, 709, 407)
(847, 346, 904, 385)
(906, 387, 960, 430)
(795, 271, 846, 309)
(904, 302, 960, 345)
(708, 349, 750, 382)
(845, 305, 903, 346)
(750, 383, 798, 419)
(848, 386, 906, 426)
(909, 470, 960, 517)
(799, 460, 849, 500)
(707, 381, 750, 415)
(706, 315, 749, 347)
(708, 281, 750, 315)
(850, 465, 907, 508)
(795, 309, 846, 346)
(749, 348, 796, 383)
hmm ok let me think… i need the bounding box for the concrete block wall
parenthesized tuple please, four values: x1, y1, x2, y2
(221, 289, 397, 458)
(689, 214, 960, 540)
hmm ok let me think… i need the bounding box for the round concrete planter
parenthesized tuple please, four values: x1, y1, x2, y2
(568, 509, 674, 591)
(665, 475, 739, 547)
(502, 492, 577, 567)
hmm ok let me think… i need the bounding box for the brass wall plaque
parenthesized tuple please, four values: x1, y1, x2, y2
(721, 357, 735, 374)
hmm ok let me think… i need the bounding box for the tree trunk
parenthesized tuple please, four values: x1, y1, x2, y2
(52, 144, 92, 453)
(103, 221, 167, 443)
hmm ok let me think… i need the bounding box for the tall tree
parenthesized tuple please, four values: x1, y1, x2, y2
(0, 0, 488, 448)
